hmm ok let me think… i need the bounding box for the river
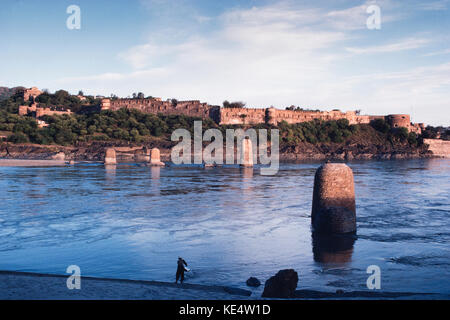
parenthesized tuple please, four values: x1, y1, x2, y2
(0, 159, 448, 297)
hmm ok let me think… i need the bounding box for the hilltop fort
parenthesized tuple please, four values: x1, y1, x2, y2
(17, 87, 425, 134)
(99, 96, 424, 134)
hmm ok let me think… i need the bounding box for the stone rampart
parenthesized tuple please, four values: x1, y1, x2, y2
(103, 98, 220, 122)
(423, 139, 450, 158)
(100, 98, 423, 130)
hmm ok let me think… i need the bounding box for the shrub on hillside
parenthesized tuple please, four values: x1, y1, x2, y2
(371, 118, 390, 133)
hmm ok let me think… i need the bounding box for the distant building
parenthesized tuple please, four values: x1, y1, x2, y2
(19, 87, 42, 102)
(18, 104, 71, 126)
(37, 120, 49, 128)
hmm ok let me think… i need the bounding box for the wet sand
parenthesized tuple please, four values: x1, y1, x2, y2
(0, 271, 442, 300)
(0, 271, 252, 300)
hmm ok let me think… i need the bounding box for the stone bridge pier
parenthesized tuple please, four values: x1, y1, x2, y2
(104, 148, 117, 165)
(311, 163, 356, 234)
(240, 138, 254, 167)
(148, 148, 165, 166)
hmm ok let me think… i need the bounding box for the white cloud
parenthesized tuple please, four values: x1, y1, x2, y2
(346, 38, 430, 54)
(417, 0, 449, 11)
(55, 2, 450, 126)
(423, 48, 450, 57)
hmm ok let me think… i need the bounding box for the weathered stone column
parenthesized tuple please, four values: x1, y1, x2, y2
(104, 148, 117, 165)
(149, 148, 165, 166)
(311, 163, 356, 234)
(240, 138, 254, 167)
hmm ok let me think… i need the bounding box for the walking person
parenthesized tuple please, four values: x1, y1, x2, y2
(175, 257, 188, 284)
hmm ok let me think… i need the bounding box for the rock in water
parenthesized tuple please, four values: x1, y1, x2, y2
(246, 277, 261, 287)
(311, 163, 356, 234)
(262, 269, 298, 298)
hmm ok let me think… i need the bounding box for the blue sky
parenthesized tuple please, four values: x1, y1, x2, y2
(1, 0, 449, 125)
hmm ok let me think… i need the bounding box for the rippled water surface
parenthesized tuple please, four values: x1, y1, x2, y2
(0, 159, 449, 297)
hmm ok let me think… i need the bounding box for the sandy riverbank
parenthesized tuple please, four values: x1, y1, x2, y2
(0, 159, 68, 167)
(0, 271, 252, 300)
(1, 271, 445, 300)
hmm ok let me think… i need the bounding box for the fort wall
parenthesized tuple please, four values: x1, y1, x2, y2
(423, 139, 450, 158)
(385, 114, 423, 134)
(102, 97, 424, 132)
(220, 108, 371, 126)
(219, 108, 266, 125)
(15, 88, 425, 134)
(36, 108, 72, 118)
(103, 98, 221, 122)
(19, 87, 42, 102)
(19, 105, 71, 118)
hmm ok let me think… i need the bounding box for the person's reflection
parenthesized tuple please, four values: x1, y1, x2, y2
(312, 233, 356, 265)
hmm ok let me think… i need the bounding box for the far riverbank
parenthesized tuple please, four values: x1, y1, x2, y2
(1, 139, 446, 163)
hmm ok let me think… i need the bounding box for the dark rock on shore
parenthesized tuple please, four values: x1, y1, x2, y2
(262, 269, 298, 298)
(246, 277, 261, 287)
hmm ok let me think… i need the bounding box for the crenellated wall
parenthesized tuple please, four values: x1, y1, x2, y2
(220, 108, 371, 126)
(102, 98, 221, 122)
(100, 98, 423, 132)
(219, 108, 266, 125)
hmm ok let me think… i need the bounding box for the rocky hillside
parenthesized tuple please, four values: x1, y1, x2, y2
(0, 86, 24, 101)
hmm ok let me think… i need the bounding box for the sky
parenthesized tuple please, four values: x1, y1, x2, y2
(0, 0, 449, 126)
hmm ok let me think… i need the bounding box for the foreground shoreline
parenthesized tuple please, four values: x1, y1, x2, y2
(0, 271, 446, 300)
(0, 271, 252, 300)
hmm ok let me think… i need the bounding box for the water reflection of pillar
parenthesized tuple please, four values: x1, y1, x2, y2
(241, 167, 254, 199)
(242, 167, 253, 179)
(150, 166, 161, 196)
(312, 233, 356, 265)
(105, 164, 116, 181)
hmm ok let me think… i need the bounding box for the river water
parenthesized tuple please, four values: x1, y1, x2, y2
(0, 159, 449, 297)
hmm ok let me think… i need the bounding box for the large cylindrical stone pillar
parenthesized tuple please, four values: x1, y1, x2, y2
(104, 148, 117, 165)
(311, 163, 356, 234)
(149, 148, 165, 166)
(240, 138, 254, 167)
